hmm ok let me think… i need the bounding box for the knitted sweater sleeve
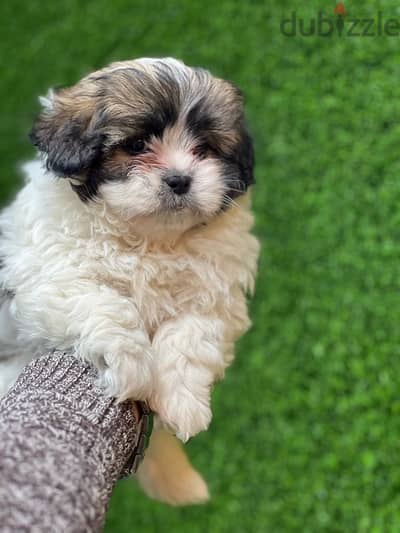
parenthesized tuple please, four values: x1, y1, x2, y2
(0, 351, 150, 533)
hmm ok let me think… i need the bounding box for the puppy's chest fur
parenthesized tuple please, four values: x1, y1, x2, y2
(94, 236, 246, 336)
(0, 174, 258, 351)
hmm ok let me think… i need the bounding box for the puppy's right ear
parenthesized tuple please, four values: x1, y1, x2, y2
(29, 90, 104, 178)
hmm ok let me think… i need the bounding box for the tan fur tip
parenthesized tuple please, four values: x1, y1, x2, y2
(136, 428, 209, 506)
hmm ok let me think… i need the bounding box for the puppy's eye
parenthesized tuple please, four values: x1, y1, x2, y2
(192, 143, 211, 159)
(122, 138, 147, 156)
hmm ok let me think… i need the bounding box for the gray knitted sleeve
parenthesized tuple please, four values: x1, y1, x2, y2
(0, 351, 150, 533)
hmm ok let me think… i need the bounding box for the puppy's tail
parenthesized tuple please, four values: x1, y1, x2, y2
(136, 426, 209, 506)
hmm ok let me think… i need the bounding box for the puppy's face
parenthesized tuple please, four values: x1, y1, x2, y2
(31, 58, 254, 232)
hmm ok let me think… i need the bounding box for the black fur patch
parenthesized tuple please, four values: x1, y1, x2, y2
(186, 99, 217, 137)
(70, 148, 131, 202)
(218, 128, 255, 203)
(30, 118, 105, 178)
(236, 128, 255, 188)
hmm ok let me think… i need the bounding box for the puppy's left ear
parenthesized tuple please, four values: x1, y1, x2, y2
(238, 127, 255, 187)
(29, 90, 104, 178)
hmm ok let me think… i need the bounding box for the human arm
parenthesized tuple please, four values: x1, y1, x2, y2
(0, 350, 150, 532)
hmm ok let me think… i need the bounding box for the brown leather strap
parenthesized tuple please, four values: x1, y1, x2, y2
(121, 401, 152, 476)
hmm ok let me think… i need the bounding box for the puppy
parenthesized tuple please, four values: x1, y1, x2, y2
(0, 58, 259, 505)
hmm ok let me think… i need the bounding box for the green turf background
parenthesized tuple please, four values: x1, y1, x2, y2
(1, 1, 399, 531)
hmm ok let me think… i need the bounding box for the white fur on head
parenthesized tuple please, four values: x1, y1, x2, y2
(38, 89, 55, 111)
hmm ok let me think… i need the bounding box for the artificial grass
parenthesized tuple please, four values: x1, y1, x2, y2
(1, 0, 399, 531)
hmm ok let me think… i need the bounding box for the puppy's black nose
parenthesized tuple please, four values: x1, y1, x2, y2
(163, 174, 192, 195)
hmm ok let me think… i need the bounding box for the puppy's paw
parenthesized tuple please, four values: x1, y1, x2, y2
(150, 388, 212, 442)
(101, 345, 154, 401)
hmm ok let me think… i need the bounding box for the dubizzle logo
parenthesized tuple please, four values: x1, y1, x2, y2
(334, 3, 346, 17)
(280, 4, 400, 37)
